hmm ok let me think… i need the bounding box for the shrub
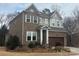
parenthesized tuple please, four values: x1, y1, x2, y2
(28, 41, 35, 48)
(6, 35, 20, 50)
(53, 46, 70, 52)
(28, 41, 41, 48)
(63, 48, 70, 52)
(54, 46, 63, 52)
(35, 41, 41, 47)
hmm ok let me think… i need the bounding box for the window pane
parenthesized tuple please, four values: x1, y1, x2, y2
(57, 21, 59, 23)
(57, 21, 60, 26)
(33, 36, 36, 40)
(33, 32, 37, 41)
(31, 16, 33, 22)
(34, 16, 37, 23)
(27, 19, 30, 22)
(27, 36, 31, 40)
(27, 32, 31, 41)
(33, 32, 36, 36)
(27, 32, 31, 36)
(52, 23, 54, 26)
(27, 15, 30, 19)
(57, 24, 59, 26)
(27, 15, 30, 22)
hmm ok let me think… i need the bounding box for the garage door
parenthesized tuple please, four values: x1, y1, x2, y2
(49, 37, 64, 47)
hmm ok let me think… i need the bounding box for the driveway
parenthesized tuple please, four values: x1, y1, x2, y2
(67, 47, 79, 54)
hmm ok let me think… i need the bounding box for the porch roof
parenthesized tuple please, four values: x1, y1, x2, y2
(38, 25, 66, 32)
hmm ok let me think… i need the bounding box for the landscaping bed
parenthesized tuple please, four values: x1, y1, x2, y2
(0, 47, 78, 56)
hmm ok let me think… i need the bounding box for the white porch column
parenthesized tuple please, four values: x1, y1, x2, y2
(40, 29, 43, 45)
(46, 29, 49, 44)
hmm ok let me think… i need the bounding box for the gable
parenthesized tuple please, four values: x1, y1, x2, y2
(50, 11, 62, 20)
(25, 4, 39, 13)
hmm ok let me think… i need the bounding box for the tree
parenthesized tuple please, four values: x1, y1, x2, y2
(51, 4, 61, 12)
(0, 15, 4, 27)
(0, 25, 8, 46)
(0, 12, 19, 46)
(5, 12, 19, 28)
(6, 35, 20, 50)
(42, 8, 51, 15)
(63, 17, 76, 46)
(73, 9, 79, 31)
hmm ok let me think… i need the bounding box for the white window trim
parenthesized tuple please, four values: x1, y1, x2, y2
(37, 16, 38, 24)
(30, 15, 31, 22)
(33, 16, 38, 24)
(33, 16, 34, 23)
(25, 15, 27, 22)
(26, 32, 27, 41)
(25, 14, 31, 23)
(26, 31, 31, 41)
(39, 17, 42, 25)
(31, 32, 33, 41)
(35, 32, 37, 41)
(26, 31, 37, 41)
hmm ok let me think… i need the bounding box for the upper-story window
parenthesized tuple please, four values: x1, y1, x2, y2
(39, 17, 42, 25)
(57, 23, 59, 26)
(25, 14, 38, 24)
(52, 23, 54, 26)
(25, 15, 31, 23)
(33, 16, 38, 24)
(30, 9, 34, 12)
(57, 21, 60, 26)
(44, 19, 48, 25)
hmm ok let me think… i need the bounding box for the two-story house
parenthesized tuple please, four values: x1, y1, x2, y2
(9, 4, 67, 48)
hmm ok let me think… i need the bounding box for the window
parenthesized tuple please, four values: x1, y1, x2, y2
(26, 31, 37, 41)
(30, 9, 34, 12)
(52, 23, 54, 26)
(27, 32, 31, 41)
(45, 19, 48, 25)
(39, 17, 42, 25)
(60, 21, 63, 26)
(57, 21, 59, 23)
(33, 32, 37, 41)
(25, 15, 31, 22)
(57, 23, 59, 26)
(33, 16, 38, 23)
(57, 21, 60, 26)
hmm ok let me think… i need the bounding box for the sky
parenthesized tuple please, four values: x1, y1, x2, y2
(0, 3, 79, 17)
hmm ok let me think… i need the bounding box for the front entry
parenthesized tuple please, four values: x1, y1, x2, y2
(49, 37, 64, 47)
(40, 29, 48, 45)
(42, 30, 46, 45)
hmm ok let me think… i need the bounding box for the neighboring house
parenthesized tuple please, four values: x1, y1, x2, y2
(9, 4, 67, 48)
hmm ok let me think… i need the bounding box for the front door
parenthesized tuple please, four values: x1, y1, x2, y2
(42, 30, 46, 45)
